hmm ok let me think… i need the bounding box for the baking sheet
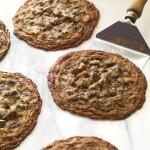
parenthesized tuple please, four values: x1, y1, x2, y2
(0, 0, 150, 150)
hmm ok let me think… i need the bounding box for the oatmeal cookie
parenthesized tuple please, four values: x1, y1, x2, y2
(0, 72, 42, 150)
(0, 21, 10, 60)
(48, 50, 147, 120)
(13, 0, 99, 51)
(43, 136, 118, 150)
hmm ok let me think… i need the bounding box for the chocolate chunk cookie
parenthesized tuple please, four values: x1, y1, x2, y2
(0, 72, 42, 150)
(43, 136, 118, 150)
(13, 0, 99, 51)
(0, 21, 10, 60)
(48, 50, 147, 120)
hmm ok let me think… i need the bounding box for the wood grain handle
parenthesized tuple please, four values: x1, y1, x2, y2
(125, 0, 148, 23)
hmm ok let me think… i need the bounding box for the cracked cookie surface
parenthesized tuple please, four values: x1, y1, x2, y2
(0, 21, 10, 60)
(48, 50, 147, 120)
(0, 72, 42, 150)
(13, 0, 99, 51)
(43, 136, 118, 150)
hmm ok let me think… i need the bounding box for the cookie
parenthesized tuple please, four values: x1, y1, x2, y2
(13, 0, 99, 51)
(43, 136, 118, 150)
(0, 72, 42, 150)
(48, 50, 147, 120)
(0, 21, 10, 60)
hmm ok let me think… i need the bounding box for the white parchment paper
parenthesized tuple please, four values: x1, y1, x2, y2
(0, 0, 149, 150)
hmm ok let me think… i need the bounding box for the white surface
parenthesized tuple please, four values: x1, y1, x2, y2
(0, 0, 150, 150)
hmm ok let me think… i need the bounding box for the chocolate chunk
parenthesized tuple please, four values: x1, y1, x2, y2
(5, 110, 18, 120)
(0, 119, 6, 128)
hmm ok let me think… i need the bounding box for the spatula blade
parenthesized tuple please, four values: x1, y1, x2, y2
(96, 21, 150, 55)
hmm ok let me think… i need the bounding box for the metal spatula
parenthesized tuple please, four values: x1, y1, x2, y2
(96, 0, 150, 55)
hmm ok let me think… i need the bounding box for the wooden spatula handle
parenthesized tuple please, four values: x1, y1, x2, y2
(125, 0, 148, 23)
